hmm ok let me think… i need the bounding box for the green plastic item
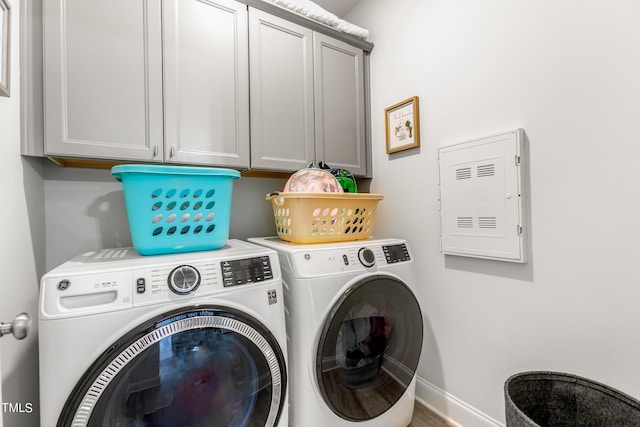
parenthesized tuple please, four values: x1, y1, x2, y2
(318, 162, 358, 193)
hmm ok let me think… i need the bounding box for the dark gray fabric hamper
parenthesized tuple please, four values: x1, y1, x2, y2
(504, 371, 640, 426)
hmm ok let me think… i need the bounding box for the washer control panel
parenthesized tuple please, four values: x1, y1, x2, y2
(39, 243, 281, 318)
(221, 256, 273, 287)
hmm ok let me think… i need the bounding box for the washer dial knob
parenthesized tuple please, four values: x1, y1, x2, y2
(168, 265, 201, 295)
(358, 248, 376, 268)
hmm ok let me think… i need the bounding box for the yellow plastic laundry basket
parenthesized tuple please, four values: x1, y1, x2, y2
(267, 192, 383, 244)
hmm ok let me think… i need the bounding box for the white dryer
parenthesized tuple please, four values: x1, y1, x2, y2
(39, 239, 288, 427)
(249, 237, 423, 427)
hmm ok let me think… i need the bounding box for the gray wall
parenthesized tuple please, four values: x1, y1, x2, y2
(0, 1, 43, 425)
(348, 0, 640, 425)
(43, 162, 285, 271)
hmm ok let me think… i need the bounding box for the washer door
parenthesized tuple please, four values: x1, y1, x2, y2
(316, 275, 423, 421)
(58, 306, 286, 427)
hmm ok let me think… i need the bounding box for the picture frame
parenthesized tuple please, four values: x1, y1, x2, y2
(385, 96, 420, 154)
(0, 0, 10, 97)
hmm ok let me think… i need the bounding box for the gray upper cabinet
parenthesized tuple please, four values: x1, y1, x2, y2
(43, 0, 250, 167)
(38, 0, 369, 174)
(43, 0, 164, 162)
(248, 8, 368, 176)
(313, 33, 366, 176)
(163, 0, 250, 167)
(249, 9, 315, 172)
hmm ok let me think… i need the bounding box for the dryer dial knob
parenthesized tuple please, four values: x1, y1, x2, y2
(358, 248, 376, 268)
(168, 265, 201, 295)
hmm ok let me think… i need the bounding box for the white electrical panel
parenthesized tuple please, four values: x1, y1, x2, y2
(438, 129, 526, 263)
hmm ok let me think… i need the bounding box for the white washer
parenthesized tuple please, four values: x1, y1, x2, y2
(39, 239, 288, 427)
(249, 237, 423, 427)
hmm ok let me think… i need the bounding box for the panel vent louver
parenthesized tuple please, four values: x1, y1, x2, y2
(478, 217, 497, 229)
(477, 164, 495, 177)
(456, 167, 472, 180)
(457, 217, 473, 228)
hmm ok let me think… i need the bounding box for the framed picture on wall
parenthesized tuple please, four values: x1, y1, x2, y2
(385, 96, 420, 153)
(0, 0, 10, 97)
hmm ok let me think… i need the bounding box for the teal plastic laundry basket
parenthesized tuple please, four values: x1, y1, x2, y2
(112, 165, 240, 255)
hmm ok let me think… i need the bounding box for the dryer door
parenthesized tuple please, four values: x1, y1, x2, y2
(58, 306, 286, 427)
(316, 274, 423, 421)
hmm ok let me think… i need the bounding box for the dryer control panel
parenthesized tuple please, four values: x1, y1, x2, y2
(382, 244, 411, 263)
(292, 240, 413, 277)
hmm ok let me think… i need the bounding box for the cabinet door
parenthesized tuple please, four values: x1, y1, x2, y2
(43, 0, 164, 161)
(313, 33, 367, 176)
(163, 0, 250, 168)
(249, 8, 315, 171)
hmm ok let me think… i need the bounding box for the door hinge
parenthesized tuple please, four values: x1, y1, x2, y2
(517, 225, 523, 236)
(515, 155, 521, 166)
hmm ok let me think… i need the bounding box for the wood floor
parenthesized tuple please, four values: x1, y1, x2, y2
(409, 401, 457, 427)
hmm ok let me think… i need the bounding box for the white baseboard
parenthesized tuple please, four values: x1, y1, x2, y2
(415, 376, 504, 427)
